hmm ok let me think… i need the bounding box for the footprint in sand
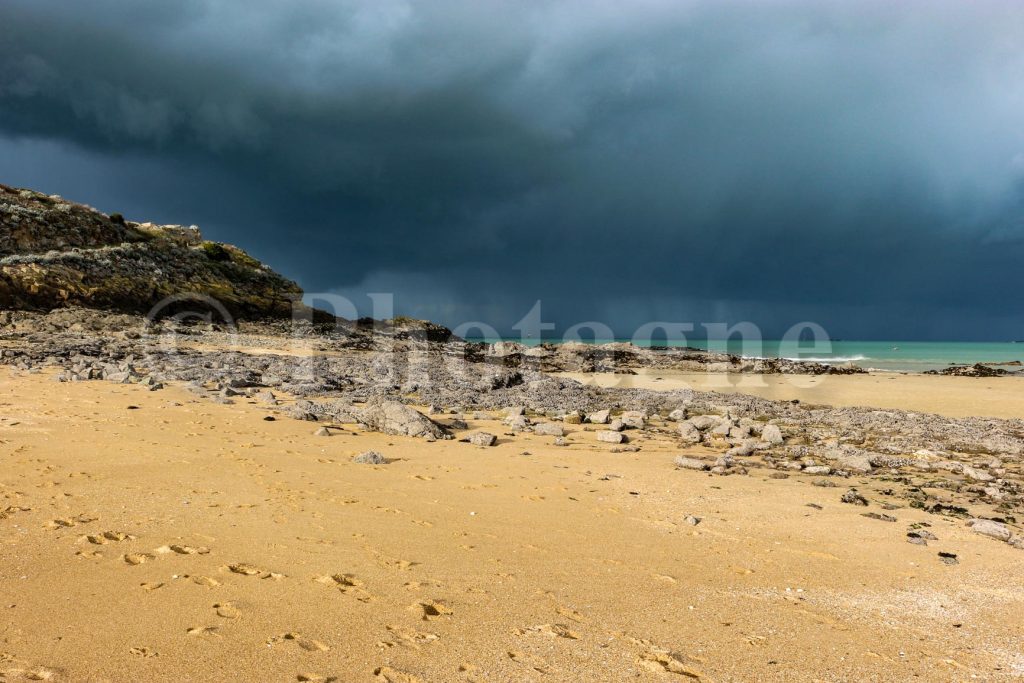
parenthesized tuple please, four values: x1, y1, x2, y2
(140, 582, 166, 591)
(186, 626, 222, 639)
(297, 674, 338, 682)
(45, 514, 97, 529)
(86, 530, 134, 544)
(517, 624, 580, 640)
(123, 553, 156, 566)
(226, 563, 286, 580)
(373, 667, 424, 683)
(506, 651, 550, 674)
(166, 544, 210, 555)
(267, 633, 330, 652)
(313, 574, 374, 602)
(128, 647, 158, 658)
(190, 575, 221, 587)
(214, 602, 241, 619)
(409, 600, 453, 621)
(381, 625, 439, 650)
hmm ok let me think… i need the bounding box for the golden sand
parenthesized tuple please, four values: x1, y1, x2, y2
(1, 370, 1022, 681)
(558, 369, 1024, 420)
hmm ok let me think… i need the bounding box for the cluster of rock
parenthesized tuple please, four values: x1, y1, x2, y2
(924, 363, 1016, 377)
(0, 184, 301, 319)
(483, 340, 865, 376)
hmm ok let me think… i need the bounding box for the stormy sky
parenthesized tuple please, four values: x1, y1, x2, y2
(2, 0, 1023, 340)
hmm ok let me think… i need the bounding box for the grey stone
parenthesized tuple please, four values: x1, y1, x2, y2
(674, 456, 708, 471)
(596, 430, 626, 444)
(353, 451, 387, 465)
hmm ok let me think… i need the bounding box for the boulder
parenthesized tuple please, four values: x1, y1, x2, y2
(596, 430, 626, 444)
(356, 401, 449, 439)
(674, 456, 708, 471)
(761, 424, 784, 445)
(678, 422, 702, 444)
(967, 518, 1012, 542)
(533, 422, 565, 437)
(587, 409, 611, 424)
(353, 451, 387, 465)
(468, 432, 497, 447)
(668, 408, 688, 422)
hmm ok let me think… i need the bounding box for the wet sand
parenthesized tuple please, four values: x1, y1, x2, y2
(2, 370, 1022, 681)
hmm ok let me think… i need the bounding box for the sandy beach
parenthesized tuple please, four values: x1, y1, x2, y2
(2, 367, 1023, 682)
(558, 369, 1024, 420)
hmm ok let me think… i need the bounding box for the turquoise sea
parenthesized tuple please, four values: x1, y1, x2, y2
(470, 338, 1024, 373)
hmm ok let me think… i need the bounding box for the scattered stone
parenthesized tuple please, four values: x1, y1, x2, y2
(533, 422, 565, 437)
(587, 409, 610, 424)
(668, 408, 688, 422)
(314, 426, 332, 436)
(468, 432, 497, 447)
(352, 451, 387, 465)
(597, 430, 626, 444)
(938, 551, 958, 565)
(840, 489, 869, 506)
(684, 515, 701, 525)
(862, 512, 897, 522)
(673, 456, 708, 471)
(967, 518, 1012, 542)
(802, 465, 831, 476)
(553, 436, 568, 447)
(607, 419, 625, 432)
(610, 445, 641, 453)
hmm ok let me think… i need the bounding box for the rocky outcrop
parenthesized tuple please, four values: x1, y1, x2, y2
(925, 363, 1012, 377)
(0, 183, 301, 319)
(356, 401, 450, 439)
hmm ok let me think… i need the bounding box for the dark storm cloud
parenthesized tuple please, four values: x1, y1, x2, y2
(1, 0, 1023, 338)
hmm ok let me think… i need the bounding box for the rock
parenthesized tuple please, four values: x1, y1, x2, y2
(725, 439, 760, 457)
(533, 422, 565, 437)
(468, 432, 497, 447)
(553, 436, 568, 447)
(828, 449, 873, 474)
(684, 515, 701, 525)
(678, 422, 702, 444)
(597, 430, 626, 444)
(802, 465, 831, 475)
(607, 419, 625, 432)
(562, 410, 584, 424)
(352, 451, 387, 465)
(620, 410, 646, 429)
(1008, 535, 1024, 550)
(587, 409, 610, 424)
(967, 518, 1012, 542)
(961, 466, 994, 483)
(673, 456, 708, 471)
(506, 415, 530, 431)
(761, 424, 784, 445)
(505, 406, 526, 417)
(862, 512, 897, 522)
(314, 426, 332, 437)
(687, 415, 721, 431)
(668, 408, 688, 422)
(611, 445, 641, 453)
(938, 551, 958, 565)
(356, 401, 448, 439)
(840, 489, 868, 506)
